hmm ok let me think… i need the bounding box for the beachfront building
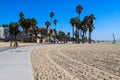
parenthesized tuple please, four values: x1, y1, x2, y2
(0, 26, 9, 40)
(0, 26, 55, 43)
(39, 27, 48, 38)
(37, 27, 55, 43)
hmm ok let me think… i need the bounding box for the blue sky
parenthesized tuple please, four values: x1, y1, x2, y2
(0, 0, 120, 40)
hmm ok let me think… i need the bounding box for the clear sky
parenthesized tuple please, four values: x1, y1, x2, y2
(0, 0, 120, 40)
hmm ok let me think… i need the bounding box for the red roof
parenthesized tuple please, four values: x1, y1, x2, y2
(39, 27, 47, 30)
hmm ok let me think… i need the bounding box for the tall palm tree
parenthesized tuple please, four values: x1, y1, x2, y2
(19, 12, 25, 29)
(45, 21, 51, 40)
(76, 5, 83, 43)
(19, 12, 25, 42)
(19, 12, 24, 19)
(2, 24, 9, 27)
(70, 18, 76, 43)
(30, 18, 38, 37)
(54, 19, 57, 30)
(50, 12, 54, 29)
(9, 22, 19, 47)
(76, 5, 83, 19)
(88, 14, 96, 43)
(53, 19, 57, 43)
(45, 21, 51, 31)
(82, 16, 89, 43)
(75, 17, 81, 43)
(29, 18, 38, 42)
(19, 12, 31, 42)
(24, 18, 31, 41)
(81, 22, 87, 43)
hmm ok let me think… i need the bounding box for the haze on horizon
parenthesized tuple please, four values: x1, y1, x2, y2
(0, 0, 120, 41)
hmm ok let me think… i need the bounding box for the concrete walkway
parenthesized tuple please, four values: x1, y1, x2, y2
(0, 45, 42, 80)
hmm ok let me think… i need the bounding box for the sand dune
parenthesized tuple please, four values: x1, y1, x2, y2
(30, 42, 120, 80)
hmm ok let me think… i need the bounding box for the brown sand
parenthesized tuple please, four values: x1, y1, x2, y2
(30, 42, 120, 80)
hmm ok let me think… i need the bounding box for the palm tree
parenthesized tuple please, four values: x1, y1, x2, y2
(19, 12, 31, 42)
(45, 21, 51, 29)
(30, 18, 38, 37)
(82, 16, 89, 43)
(67, 32, 70, 41)
(76, 5, 83, 19)
(53, 19, 57, 43)
(50, 12, 54, 29)
(19, 12, 25, 42)
(45, 21, 51, 32)
(76, 5, 83, 43)
(9, 22, 19, 47)
(70, 18, 76, 43)
(30, 18, 38, 42)
(24, 18, 31, 41)
(19, 12, 34, 42)
(75, 17, 81, 43)
(88, 14, 96, 43)
(54, 19, 57, 30)
(19, 12, 24, 19)
(2, 24, 9, 27)
(45, 21, 51, 40)
(81, 22, 87, 43)
(19, 12, 25, 28)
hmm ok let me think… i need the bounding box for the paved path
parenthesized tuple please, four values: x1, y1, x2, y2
(0, 47, 15, 52)
(0, 45, 43, 80)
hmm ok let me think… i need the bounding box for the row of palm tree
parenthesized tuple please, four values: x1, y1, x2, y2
(70, 4, 96, 44)
(9, 22, 19, 47)
(1, 4, 95, 45)
(3, 11, 57, 46)
(45, 12, 58, 42)
(19, 12, 39, 42)
(2, 12, 39, 46)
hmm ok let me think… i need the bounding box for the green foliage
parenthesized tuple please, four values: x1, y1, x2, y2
(54, 19, 57, 25)
(2, 24, 9, 27)
(70, 4, 96, 43)
(50, 12, 54, 18)
(70, 18, 76, 27)
(57, 31, 67, 41)
(19, 12, 24, 19)
(45, 21, 51, 29)
(9, 22, 19, 36)
(76, 5, 83, 14)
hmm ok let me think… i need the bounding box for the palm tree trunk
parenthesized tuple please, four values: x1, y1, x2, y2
(78, 14, 80, 20)
(77, 29, 79, 44)
(72, 26, 74, 44)
(82, 31, 84, 44)
(85, 32, 87, 41)
(50, 18, 52, 29)
(79, 30, 82, 43)
(10, 34, 13, 47)
(54, 25, 56, 43)
(14, 35, 18, 47)
(26, 29, 28, 42)
(88, 31, 92, 44)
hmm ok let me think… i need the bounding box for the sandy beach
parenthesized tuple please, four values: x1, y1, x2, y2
(30, 42, 120, 80)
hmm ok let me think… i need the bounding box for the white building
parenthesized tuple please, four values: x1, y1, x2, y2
(0, 27, 9, 39)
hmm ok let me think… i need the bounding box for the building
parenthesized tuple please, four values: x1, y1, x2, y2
(0, 26, 55, 42)
(37, 27, 55, 43)
(0, 26, 9, 40)
(39, 27, 48, 38)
